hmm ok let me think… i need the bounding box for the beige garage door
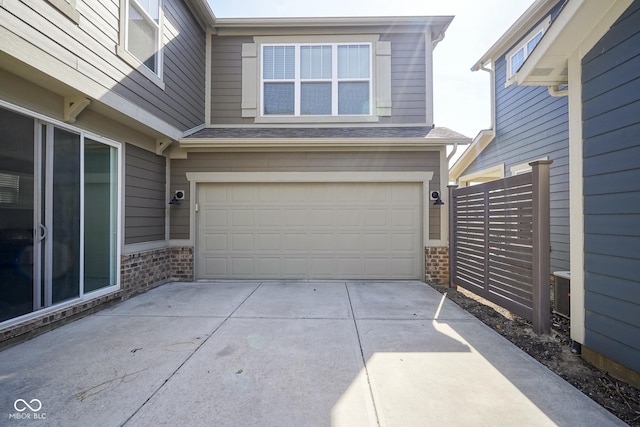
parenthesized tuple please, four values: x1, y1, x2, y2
(196, 182, 422, 279)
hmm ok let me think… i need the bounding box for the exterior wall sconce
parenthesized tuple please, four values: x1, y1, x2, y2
(169, 190, 185, 205)
(432, 191, 444, 205)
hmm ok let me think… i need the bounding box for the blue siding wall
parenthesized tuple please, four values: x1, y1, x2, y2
(463, 6, 569, 272)
(581, 0, 640, 373)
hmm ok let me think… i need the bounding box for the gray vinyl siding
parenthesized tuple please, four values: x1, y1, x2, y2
(210, 35, 252, 125)
(1, 0, 205, 131)
(383, 32, 427, 124)
(208, 32, 427, 125)
(463, 53, 569, 273)
(125, 144, 166, 244)
(581, 0, 640, 373)
(170, 151, 441, 240)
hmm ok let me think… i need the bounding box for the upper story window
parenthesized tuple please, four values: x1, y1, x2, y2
(506, 17, 549, 79)
(261, 43, 372, 117)
(125, 0, 162, 74)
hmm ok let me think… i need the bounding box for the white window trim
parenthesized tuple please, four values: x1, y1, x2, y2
(260, 42, 373, 118)
(510, 157, 549, 176)
(46, 0, 80, 24)
(506, 16, 551, 81)
(117, 0, 165, 90)
(249, 35, 381, 124)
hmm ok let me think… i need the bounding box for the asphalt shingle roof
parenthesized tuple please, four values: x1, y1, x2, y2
(186, 126, 469, 140)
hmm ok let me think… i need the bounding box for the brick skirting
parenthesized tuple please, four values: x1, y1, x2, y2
(425, 246, 449, 285)
(0, 246, 195, 349)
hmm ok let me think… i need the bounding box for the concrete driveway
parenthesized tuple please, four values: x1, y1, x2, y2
(0, 281, 625, 426)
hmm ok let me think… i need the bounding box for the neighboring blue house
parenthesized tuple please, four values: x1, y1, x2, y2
(455, 0, 640, 387)
(450, 0, 569, 274)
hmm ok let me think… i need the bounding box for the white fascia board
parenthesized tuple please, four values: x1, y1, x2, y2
(513, 0, 633, 86)
(471, 0, 557, 71)
(449, 129, 495, 181)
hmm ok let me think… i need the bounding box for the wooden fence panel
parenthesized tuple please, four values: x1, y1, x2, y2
(449, 161, 552, 334)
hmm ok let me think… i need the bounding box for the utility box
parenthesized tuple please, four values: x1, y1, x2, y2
(553, 271, 571, 318)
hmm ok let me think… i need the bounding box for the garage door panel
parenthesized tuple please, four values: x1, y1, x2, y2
(363, 185, 388, 202)
(364, 258, 390, 276)
(231, 234, 254, 251)
(231, 258, 254, 275)
(338, 258, 364, 275)
(256, 209, 281, 226)
(231, 210, 253, 227)
(392, 234, 417, 251)
(308, 209, 337, 225)
(197, 182, 422, 279)
(392, 185, 418, 202)
(338, 233, 363, 250)
(365, 234, 388, 251)
(283, 234, 307, 251)
(365, 210, 388, 226)
(284, 209, 308, 225)
(257, 258, 281, 275)
(203, 209, 227, 227)
(205, 234, 227, 251)
(392, 209, 418, 227)
(338, 209, 363, 226)
(204, 258, 227, 276)
(257, 234, 281, 251)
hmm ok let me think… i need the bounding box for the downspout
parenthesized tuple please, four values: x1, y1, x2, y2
(480, 63, 496, 131)
(446, 142, 459, 162)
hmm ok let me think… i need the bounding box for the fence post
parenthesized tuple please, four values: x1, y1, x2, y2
(531, 160, 553, 334)
(448, 185, 458, 289)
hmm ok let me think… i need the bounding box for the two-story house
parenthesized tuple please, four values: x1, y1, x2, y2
(0, 2, 467, 345)
(452, 0, 640, 387)
(169, 16, 466, 282)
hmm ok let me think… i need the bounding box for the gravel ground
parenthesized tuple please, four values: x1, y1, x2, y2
(428, 283, 640, 426)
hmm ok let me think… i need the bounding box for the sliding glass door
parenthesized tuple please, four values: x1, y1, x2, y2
(0, 104, 120, 324)
(0, 108, 35, 322)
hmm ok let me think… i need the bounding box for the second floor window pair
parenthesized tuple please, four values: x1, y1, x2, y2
(262, 44, 372, 116)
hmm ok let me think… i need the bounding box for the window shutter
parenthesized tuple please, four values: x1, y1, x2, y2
(242, 43, 257, 117)
(375, 41, 392, 117)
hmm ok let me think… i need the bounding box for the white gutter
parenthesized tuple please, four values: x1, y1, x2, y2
(548, 85, 568, 97)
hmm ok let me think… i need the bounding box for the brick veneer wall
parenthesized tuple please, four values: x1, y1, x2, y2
(1, 246, 196, 349)
(171, 247, 194, 281)
(120, 248, 172, 295)
(425, 246, 449, 285)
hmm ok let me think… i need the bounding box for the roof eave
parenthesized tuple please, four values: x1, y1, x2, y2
(184, 0, 216, 30)
(178, 137, 465, 152)
(449, 129, 496, 181)
(213, 16, 454, 37)
(513, 0, 633, 86)
(471, 0, 557, 72)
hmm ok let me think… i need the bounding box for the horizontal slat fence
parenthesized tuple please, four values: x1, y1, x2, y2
(450, 161, 552, 334)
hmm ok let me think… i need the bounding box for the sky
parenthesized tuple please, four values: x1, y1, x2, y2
(208, 0, 536, 140)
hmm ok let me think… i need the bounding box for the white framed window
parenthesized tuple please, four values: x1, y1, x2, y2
(261, 43, 372, 117)
(118, 0, 164, 87)
(506, 17, 550, 79)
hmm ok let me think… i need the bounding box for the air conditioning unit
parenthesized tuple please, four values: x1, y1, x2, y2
(553, 271, 571, 318)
